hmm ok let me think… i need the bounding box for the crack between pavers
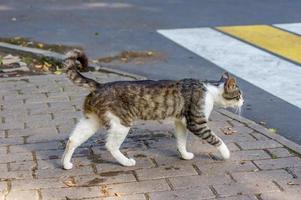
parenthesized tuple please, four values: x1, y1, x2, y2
(272, 180, 284, 192)
(285, 167, 298, 179)
(165, 178, 175, 191)
(209, 185, 219, 198)
(32, 151, 38, 179)
(144, 193, 151, 200)
(4, 180, 12, 199)
(255, 193, 264, 200)
(37, 189, 43, 200)
(192, 164, 202, 175)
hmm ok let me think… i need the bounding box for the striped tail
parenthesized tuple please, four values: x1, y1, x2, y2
(63, 49, 100, 92)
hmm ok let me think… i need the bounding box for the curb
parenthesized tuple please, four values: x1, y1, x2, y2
(0, 42, 146, 80)
(218, 108, 301, 155)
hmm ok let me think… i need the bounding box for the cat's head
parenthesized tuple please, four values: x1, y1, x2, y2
(207, 72, 244, 109)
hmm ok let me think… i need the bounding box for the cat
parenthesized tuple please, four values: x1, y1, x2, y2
(61, 49, 244, 170)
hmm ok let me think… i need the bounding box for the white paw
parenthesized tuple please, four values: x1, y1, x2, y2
(63, 162, 73, 170)
(217, 142, 230, 160)
(121, 158, 136, 167)
(181, 152, 194, 160)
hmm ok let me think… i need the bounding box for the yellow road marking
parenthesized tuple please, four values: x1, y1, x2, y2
(217, 25, 301, 64)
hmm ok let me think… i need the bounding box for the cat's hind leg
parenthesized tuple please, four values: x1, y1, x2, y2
(61, 115, 99, 170)
(105, 113, 135, 166)
(174, 119, 194, 160)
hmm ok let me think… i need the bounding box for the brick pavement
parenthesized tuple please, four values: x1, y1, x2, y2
(1, 72, 301, 200)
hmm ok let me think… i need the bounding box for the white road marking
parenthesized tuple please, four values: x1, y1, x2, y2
(158, 28, 301, 109)
(274, 23, 301, 35)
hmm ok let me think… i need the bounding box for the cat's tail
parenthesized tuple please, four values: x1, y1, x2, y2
(63, 49, 100, 92)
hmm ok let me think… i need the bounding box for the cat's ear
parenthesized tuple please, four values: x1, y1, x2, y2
(220, 72, 229, 82)
(225, 77, 236, 91)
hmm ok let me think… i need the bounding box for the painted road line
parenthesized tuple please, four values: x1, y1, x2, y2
(274, 23, 301, 35)
(157, 28, 301, 109)
(216, 25, 301, 65)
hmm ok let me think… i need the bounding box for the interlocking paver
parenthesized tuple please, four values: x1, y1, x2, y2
(236, 140, 283, 150)
(6, 190, 39, 200)
(254, 157, 301, 170)
(213, 182, 280, 197)
(261, 189, 301, 200)
(103, 179, 170, 196)
(41, 186, 101, 200)
(148, 186, 214, 200)
(168, 174, 232, 189)
(266, 147, 293, 158)
(1, 73, 301, 200)
(135, 165, 198, 180)
(230, 149, 271, 161)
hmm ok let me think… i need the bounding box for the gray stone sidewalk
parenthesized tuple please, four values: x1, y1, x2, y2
(0, 72, 301, 200)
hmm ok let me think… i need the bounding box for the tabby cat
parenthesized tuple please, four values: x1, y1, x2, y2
(61, 50, 244, 169)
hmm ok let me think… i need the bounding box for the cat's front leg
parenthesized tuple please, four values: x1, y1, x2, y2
(174, 119, 194, 160)
(186, 116, 230, 160)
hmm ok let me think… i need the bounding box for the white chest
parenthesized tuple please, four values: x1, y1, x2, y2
(204, 92, 214, 120)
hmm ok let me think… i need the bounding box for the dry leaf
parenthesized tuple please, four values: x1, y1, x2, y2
(63, 178, 76, 187)
(37, 43, 44, 48)
(54, 70, 63, 75)
(268, 128, 277, 133)
(221, 127, 237, 135)
(114, 193, 122, 197)
(287, 181, 299, 186)
(35, 64, 43, 69)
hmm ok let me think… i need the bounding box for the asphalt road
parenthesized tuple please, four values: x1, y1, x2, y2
(1, 0, 301, 144)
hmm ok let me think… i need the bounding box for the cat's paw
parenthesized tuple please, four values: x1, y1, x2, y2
(181, 152, 194, 160)
(217, 142, 230, 160)
(121, 158, 136, 167)
(63, 162, 73, 170)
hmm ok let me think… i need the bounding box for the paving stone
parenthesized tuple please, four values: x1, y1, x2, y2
(254, 157, 301, 170)
(266, 147, 293, 158)
(0, 152, 33, 163)
(0, 171, 32, 180)
(7, 127, 57, 138)
(135, 165, 197, 181)
(221, 133, 256, 143)
(195, 161, 258, 176)
(0, 137, 24, 146)
(261, 189, 301, 200)
(11, 178, 65, 190)
(236, 140, 283, 150)
(103, 179, 170, 196)
(27, 132, 68, 143)
(41, 186, 101, 199)
(75, 172, 136, 186)
(6, 190, 39, 200)
(100, 194, 146, 200)
(96, 157, 154, 173)
(169, 174, 232, 189)
(213, 182, 280, 197)
(250, 132, 270, 140)
(149, 186, 214, 200)
(0, 164, 7, 172)
(217, 195, 258, 200)
(0, 121, 24, 130)
(36, 165, 94, 179)
(9, 141, 63, 153)
(9, 160, 36, 171)
(231, 169, 293, 184)
(230, 150, 271, 161)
